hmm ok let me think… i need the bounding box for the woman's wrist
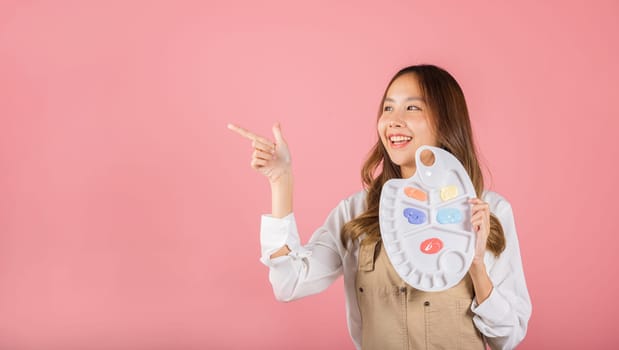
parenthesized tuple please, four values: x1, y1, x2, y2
(270, 170, 293, 218)
(469, 258, 487, 277)
(269, 169, 293, 187)
(469, 259, 493, 304)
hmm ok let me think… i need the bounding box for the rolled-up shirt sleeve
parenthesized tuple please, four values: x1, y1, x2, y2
(471, 198, 533, 350)
(259, 198, 353, 302)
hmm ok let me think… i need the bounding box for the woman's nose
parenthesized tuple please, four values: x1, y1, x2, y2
(388, 118, 404, 128)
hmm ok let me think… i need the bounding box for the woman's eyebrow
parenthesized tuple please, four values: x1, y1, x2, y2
(384, 97, 426, 102)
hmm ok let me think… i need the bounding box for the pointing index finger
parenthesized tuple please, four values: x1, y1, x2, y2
(228, 123, 275, 148)
(227, 123, 258, 141)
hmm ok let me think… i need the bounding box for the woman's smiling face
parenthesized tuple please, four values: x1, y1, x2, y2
(377, 73, 438, 178)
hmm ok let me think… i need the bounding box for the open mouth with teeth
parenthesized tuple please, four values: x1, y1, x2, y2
(389, 135, 413, 148)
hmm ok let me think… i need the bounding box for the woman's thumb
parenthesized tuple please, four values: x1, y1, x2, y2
(272, 122, 284, 142)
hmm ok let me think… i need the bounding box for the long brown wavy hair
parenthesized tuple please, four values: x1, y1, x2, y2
(341, 64, 506, 256)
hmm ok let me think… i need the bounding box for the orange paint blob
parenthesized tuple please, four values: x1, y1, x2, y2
(404, 187, 428, 202)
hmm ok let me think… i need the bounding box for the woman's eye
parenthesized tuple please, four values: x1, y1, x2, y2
(407, 105, 421, 111)
(383, 106, 393, 112)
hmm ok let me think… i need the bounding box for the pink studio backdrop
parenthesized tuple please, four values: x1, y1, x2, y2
(1, 1, 617, 349)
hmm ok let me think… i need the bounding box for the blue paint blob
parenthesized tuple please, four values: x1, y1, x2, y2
(437, 208, 463, 224)
(403, 208, 426, 224)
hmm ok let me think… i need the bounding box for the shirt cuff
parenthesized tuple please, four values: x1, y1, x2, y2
(259, 212, 311, 266)
(470, 287, 513, 327)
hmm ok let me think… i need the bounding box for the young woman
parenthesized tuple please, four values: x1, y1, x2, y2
(228, 64, 532, 350)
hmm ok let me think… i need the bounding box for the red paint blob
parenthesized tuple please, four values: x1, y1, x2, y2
(420, 238, 443, 254)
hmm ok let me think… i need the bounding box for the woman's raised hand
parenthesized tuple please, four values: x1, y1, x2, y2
(468, 197, 490, 265)
(228, 122, 292, 184)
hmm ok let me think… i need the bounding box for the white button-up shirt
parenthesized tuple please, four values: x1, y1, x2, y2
(260, 190, 532, 350)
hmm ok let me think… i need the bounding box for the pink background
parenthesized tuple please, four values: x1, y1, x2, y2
(1, 0, 618, 349)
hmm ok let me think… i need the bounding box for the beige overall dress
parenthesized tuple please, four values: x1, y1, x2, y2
(355, 239, 486, 350)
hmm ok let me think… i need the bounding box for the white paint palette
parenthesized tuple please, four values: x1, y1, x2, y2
(379, 146, 476, 292)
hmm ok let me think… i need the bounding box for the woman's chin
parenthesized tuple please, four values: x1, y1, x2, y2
(390, 158, 414, 168)
(389, 161, 415, 176)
